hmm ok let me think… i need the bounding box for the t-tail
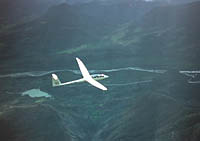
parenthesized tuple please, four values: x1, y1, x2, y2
(52, 74, 61, 87)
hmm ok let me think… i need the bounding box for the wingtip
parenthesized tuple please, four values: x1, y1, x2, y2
(103, 87, 108, 91)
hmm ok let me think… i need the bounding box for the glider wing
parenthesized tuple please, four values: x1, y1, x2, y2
(76, 57, 108, 91)
(76, 57, 91, 79)
(86, 77, 107, 91)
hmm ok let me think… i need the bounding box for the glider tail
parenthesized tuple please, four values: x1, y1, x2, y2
(52, 74, 61, 87)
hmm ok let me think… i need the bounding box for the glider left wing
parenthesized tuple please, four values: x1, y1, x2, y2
(76, 57, 91, 79)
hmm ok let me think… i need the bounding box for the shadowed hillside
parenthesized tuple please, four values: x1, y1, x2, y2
(0, 1, 200, 141)
(0, 0, 65, 25)
(0, 1, 159, 72)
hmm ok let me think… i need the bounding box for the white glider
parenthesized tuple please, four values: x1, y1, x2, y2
(52, 57, 108, 91)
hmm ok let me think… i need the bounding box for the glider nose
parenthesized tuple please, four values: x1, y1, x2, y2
(104, 74, 109, 78)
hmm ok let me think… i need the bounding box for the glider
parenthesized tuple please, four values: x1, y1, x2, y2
(52, 57, 108, 91)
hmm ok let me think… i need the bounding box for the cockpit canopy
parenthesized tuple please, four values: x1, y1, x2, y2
(92, 74, 104, 78)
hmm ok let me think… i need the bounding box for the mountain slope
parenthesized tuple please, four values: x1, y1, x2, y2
(0, 1, 159, 72)
(0, 0, 66, 25)
(89, 1, 200, 69)
(0, 1, 200, 141)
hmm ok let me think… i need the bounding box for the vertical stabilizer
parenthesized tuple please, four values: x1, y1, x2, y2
(52, 74, 61, 87)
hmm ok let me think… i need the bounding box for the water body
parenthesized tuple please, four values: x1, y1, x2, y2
(22, 89, 52, 98)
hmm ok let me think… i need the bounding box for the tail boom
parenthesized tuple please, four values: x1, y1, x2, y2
(52, 74, 85, 87)
(61, 78, 85, 86)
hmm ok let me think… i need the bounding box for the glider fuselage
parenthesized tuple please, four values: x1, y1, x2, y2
(58, 74, 108, 86)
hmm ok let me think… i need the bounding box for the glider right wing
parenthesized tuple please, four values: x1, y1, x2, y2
(86, 77, 108, 91)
